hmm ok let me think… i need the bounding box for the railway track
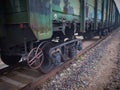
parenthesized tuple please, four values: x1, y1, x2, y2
(0, 28, 119, 90)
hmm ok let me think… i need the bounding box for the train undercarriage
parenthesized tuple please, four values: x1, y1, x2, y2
(1, 34, 82, 73)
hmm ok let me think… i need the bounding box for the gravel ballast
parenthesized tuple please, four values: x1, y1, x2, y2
(39, 29, 120, 90)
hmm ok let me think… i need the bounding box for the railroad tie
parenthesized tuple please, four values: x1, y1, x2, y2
(13, 71, 37, 81)
(0, 76, 26, 88)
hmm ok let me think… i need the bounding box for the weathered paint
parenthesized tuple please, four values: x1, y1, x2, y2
(97, 0, 102, 21)
(52, 0, 80, 15)
(3, 0, 120, 41)
(103, 0, 107, 22)
(4, 0, 28, 24)
(80, 0, 85, 32)
(29, 0, 52, 40)
(52, 0, 80, 21)
(4, 0, 53, 40)
(112, 3, 116, 24)
(114, 4, 120, 26)
(106, 0, 110, 26)
(85, 0, 95, 20)
(86, 0, 102, 21)
(109, 0, 113, 26)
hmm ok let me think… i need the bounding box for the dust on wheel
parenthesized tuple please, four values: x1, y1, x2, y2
(39, 42, 54, 74)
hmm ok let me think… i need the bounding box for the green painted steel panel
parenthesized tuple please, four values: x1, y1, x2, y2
(52, 12, 80, 21)
(80, 0, 85, 32)
(106, 0, 110, 25)
(52, 0, 80, 16)
(86, 0, 95, 20)
(4, 0, 28, 24)
(5, 0, 27, 13)
(52, 0, 80, 22)
(112, 3, 116, 24)
(86, 0, 102, 22)
(97, 0, 102, 21)
(87, 0, 95, 7)
(103, 0, 107, 22)
(5, 12, 28, 24)
(29, 0, 53, 40)
(4, 0, 53, 40)
(98, 0, 102, 10)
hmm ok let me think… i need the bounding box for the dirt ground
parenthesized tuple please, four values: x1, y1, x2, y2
(86, 31, 120, 90)
(87, 49, 119, 90)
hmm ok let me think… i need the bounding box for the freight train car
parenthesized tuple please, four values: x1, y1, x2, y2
(82, 0, 120, 38)
(0, 0, 120, 73)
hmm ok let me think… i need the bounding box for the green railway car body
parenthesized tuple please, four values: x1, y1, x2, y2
(4, 0, 80, 41)
(1, 0, 120, 44)
(4, 0, 52, 41)
(2, 0, 81, 47)
(52, 0, 80, 21)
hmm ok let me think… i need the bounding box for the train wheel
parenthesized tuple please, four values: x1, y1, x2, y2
(27, 48, 44, 69)
(1, 54, 21, 65)
(39, 42, 54, 73)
